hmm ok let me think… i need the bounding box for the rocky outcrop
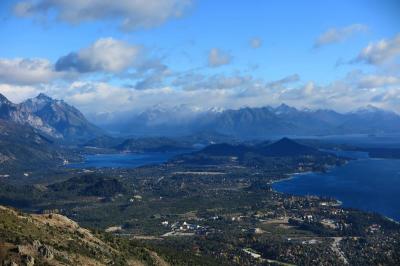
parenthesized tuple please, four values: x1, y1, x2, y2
(32, 240, 54, 260)
(0, 205, 169, 266)
(22, 255, 34, 266)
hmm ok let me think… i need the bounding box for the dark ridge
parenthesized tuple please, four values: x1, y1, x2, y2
(49, 174, 126, 197)
(260, 137, 320, 156)
(199, 143, 254, 157)
(196, 137, 320, 158)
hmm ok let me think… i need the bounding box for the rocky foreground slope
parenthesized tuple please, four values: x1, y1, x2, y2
(0, 205, 168, 266)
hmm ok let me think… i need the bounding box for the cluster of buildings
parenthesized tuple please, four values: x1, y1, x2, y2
(161, 220, 212, 236)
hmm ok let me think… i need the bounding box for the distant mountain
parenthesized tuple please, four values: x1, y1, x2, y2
(113, 104, 217, 136)
(0, 93, 103, 142)
(206, 106, 301, 137)
(110, 103, 400, 138)
(337, 105, 400, 134)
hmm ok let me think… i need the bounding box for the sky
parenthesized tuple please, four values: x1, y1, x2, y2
(0, 0, 399, 122)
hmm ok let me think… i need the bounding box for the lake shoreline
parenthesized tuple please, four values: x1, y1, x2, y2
(65, 150, 188, 169)
(272, 158, 400, 222)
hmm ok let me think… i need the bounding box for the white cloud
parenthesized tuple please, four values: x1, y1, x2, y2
(2, 70, 400, 122)
(14, 0, 193, 31)
(303, 81, 315, 96)
(250, 37, 263, 49)
(208, 48, 232, 67)
(357, 75, 400, 88)
(0, 38, 159, 86)
(0, 39, 143, 85)
(353, 34, 400, 65)
(56, 38, 140, 73)
(0, 84, 41, 103)
(0, 58, 63, 85)
(314, 24, 368, 48)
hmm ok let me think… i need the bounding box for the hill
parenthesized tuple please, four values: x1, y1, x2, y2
(197, 137, 321, 158)
(83, 135, 125, 149)
(84, 131, 236, 152)
(49, 174, 127, 198)
(0, 205, 168, 265)
(260, 137, 320, 156)
(200, 143, 254, 157)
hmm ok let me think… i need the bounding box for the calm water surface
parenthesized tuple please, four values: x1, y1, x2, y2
(273, 158, 400, 221)
(67, 151, 187, 169)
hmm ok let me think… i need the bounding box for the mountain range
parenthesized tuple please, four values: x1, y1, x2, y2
(104, 103, 400, 138)
(2, 92, 400, 142)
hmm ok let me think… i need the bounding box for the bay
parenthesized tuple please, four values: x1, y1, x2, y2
(273, 158, 400, 221)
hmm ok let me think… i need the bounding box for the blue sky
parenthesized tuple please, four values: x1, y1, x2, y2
(0, 0, 399, 120)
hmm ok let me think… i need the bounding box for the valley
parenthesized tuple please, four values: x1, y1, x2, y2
(1, 94, 400, 265)
(1, 138, 400, 265)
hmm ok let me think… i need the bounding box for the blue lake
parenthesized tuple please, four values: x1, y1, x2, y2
(273, 158, 400, 221)
(67, 151, 187, 169)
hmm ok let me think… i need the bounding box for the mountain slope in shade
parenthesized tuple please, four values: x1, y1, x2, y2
(0, 93, 104, 142)
(0, 119, 69, 172)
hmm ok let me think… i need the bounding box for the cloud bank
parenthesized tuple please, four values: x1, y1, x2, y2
(2, 70, 400, 121)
